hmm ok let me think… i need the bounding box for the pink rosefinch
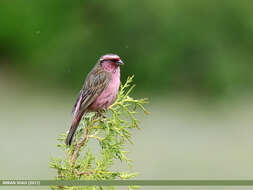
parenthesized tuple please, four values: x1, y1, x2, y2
(65, 54, 124, 145)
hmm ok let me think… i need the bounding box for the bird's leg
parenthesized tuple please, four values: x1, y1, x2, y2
(97, 109, 106, 118)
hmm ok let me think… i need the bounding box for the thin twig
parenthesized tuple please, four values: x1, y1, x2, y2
(71, 128, 89, 164)
(71, 114, 99, 164)
(78, 171, 94, 176)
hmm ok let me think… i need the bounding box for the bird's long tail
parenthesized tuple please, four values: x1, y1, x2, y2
(65, 113, 83, 145)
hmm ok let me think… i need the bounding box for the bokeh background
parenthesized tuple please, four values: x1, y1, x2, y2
(1, 0, 253, 189)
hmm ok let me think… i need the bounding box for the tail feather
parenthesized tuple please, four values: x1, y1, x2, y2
(65, 114, 82, 145)
(65, 124, 77, 146)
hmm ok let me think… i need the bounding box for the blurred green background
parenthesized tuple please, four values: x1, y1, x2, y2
(1, 0, 253, 97)
(1, 0, 253, 189)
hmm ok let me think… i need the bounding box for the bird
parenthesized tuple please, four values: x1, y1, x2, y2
(65, 54, 124, 145)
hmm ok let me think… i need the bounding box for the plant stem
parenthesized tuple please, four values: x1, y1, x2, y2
(71, 128, 89, 164)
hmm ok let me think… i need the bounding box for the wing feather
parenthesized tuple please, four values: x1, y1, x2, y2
(72, 64, 111, 117)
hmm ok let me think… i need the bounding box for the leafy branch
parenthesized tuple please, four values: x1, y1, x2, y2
(50, 76, 149, 190)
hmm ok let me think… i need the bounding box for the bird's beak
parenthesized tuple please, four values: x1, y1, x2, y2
(116, 59, 124, 66)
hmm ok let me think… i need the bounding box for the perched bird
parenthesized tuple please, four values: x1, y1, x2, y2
(65, 54, 124, 145)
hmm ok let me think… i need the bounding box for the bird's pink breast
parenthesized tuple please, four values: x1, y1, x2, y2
(89, 68, 120, 110)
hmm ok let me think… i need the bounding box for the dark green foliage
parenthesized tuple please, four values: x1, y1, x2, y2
(50, 76, 148, 190)
(1, 0, 253, 97)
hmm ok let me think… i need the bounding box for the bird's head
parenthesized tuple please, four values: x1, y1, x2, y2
(99, 54, 124, 71)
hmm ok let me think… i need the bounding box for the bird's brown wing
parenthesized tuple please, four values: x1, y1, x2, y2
(72, 65, 111, 117)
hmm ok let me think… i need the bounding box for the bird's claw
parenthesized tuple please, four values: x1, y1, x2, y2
(97, 110, 106, 118)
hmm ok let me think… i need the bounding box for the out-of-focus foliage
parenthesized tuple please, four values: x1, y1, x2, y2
(0, 0, 253, 97)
